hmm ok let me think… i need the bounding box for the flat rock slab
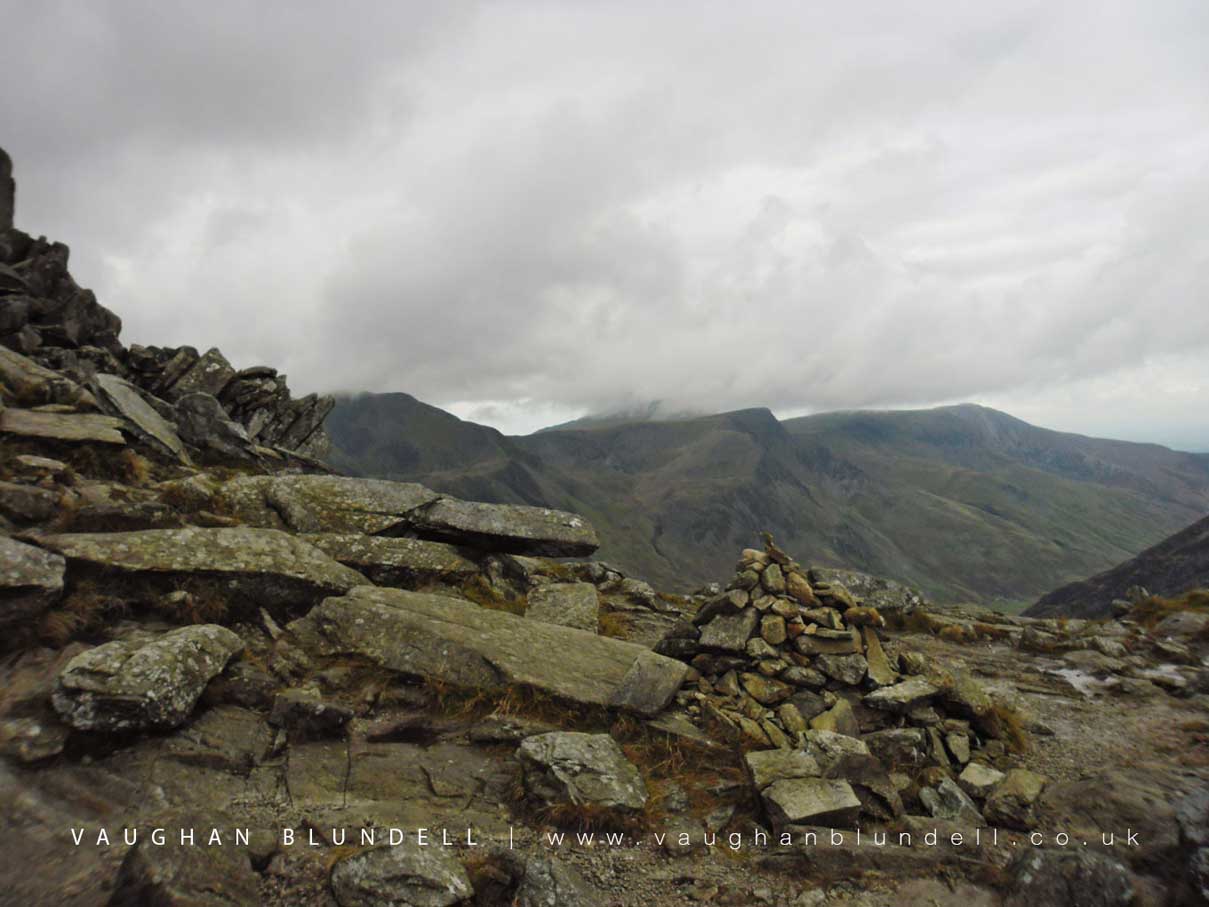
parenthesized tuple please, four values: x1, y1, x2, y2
(0, 535, 65, 629)
(215, 474, 599, 557)
(293, 586, 688, 716)
(93, 374, 191, 465)
(407, 498, 600, 558)
(0, 408, 126, 444)
(52, 624, 243, 731)
(526, 582, 599, 631)
(216, 475, 441, 534)
(35, 527, 368, 609)
(306, 534, 480, 587)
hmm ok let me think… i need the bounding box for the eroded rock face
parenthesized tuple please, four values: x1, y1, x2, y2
(518, 731, 648, 814)
(35, 527, 367, 609)
(330, 841, 473, 907)
(52, 625, 243, 731)
(292, 587, 688, 716)
(0, 534, 65, 630)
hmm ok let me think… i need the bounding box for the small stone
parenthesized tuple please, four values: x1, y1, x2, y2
(920, 777, 984, 825)
(785, 571, 819, 607)
(864, 676, 938, 712)
(761, 615, 787, 646)
(815, 653, 868, 685)
(762, 778, 861, 830)
(958, 762, 1005, 799)
(741, 673, 793, 705)
(985, 769, 1046, 830)
(760, 563, 787, 595)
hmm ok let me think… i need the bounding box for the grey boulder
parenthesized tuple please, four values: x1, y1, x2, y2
(330, 841, 472, 907)
(52, 624, 243, 731)
(518, 731, 647, 814)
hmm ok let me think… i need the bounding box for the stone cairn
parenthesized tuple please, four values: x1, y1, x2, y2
(657, 535, 1025, 830)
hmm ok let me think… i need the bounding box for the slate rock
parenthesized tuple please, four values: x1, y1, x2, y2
(307, 533, 480, 588)
(52, 625, 243, 731)
(330, 841, 473, 907)
(762, 778, 861, 831)
(0, 535, 66, 630)
(0, 407, 125, 444)
(216, 474, 438, 534)
(526, 582, 599, 632)
(864, 676, 938, 713)
(36, 527, 366, 609)
(698, 608, 760, 652)
(920, 777, 985, 826)
(815, 653, 868, 685)
(109, 825, 260, 907)
(293, 587, 687, 716)
(985, 769, 1046, 830)
(93, 373, 191, 464)
(408, 497, 600, 558)
(518, 731, 647, 814)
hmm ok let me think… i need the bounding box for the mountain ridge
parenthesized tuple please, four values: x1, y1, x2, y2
(326, 394, 1209, 607)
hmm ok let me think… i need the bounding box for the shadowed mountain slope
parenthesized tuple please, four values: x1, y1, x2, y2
(328, 396, 1209, 607)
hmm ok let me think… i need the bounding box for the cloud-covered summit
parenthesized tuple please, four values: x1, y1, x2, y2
(3, 0, 1207, 444)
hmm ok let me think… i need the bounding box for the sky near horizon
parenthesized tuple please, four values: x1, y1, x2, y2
(2, 1, 1207, 448)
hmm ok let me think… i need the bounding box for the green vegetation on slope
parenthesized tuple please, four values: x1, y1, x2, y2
(327, 396, 1209, 609)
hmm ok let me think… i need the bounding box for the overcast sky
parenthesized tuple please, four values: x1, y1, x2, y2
(3, 1, 1207, 447)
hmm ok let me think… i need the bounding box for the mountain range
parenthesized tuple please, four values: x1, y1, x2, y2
(327, 394, 1209, 608)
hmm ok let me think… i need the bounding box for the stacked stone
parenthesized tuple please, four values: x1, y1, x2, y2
(657, 539, 1019, 829)
(126, 344, 333, 457)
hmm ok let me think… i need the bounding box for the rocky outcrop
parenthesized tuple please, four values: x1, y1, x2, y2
(35, 527, 367, 609)
(52, 624, 243, 731)
(0, 152, 335, 461)
(215, 473, 600, 557)
(290, 586, 688, 715)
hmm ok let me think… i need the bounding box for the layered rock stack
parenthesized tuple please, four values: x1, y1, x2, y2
(0, 147, 332, 462)
(658, 537, 1020, 828)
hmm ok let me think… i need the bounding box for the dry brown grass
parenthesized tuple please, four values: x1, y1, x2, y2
(457, 575, 527, 616)
(988, 701, 1030, 754)
(1129, 589, 1209, 629)
(120, 449, 152, 486)
(36, 584, 131, 646)
(598, 611, 634, 640)
(938, 624, 972, 644)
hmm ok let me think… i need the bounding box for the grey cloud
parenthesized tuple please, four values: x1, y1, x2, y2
(2, 0, 1207, 447)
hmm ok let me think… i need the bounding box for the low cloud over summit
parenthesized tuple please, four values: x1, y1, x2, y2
(3, 0, 1207, 443)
